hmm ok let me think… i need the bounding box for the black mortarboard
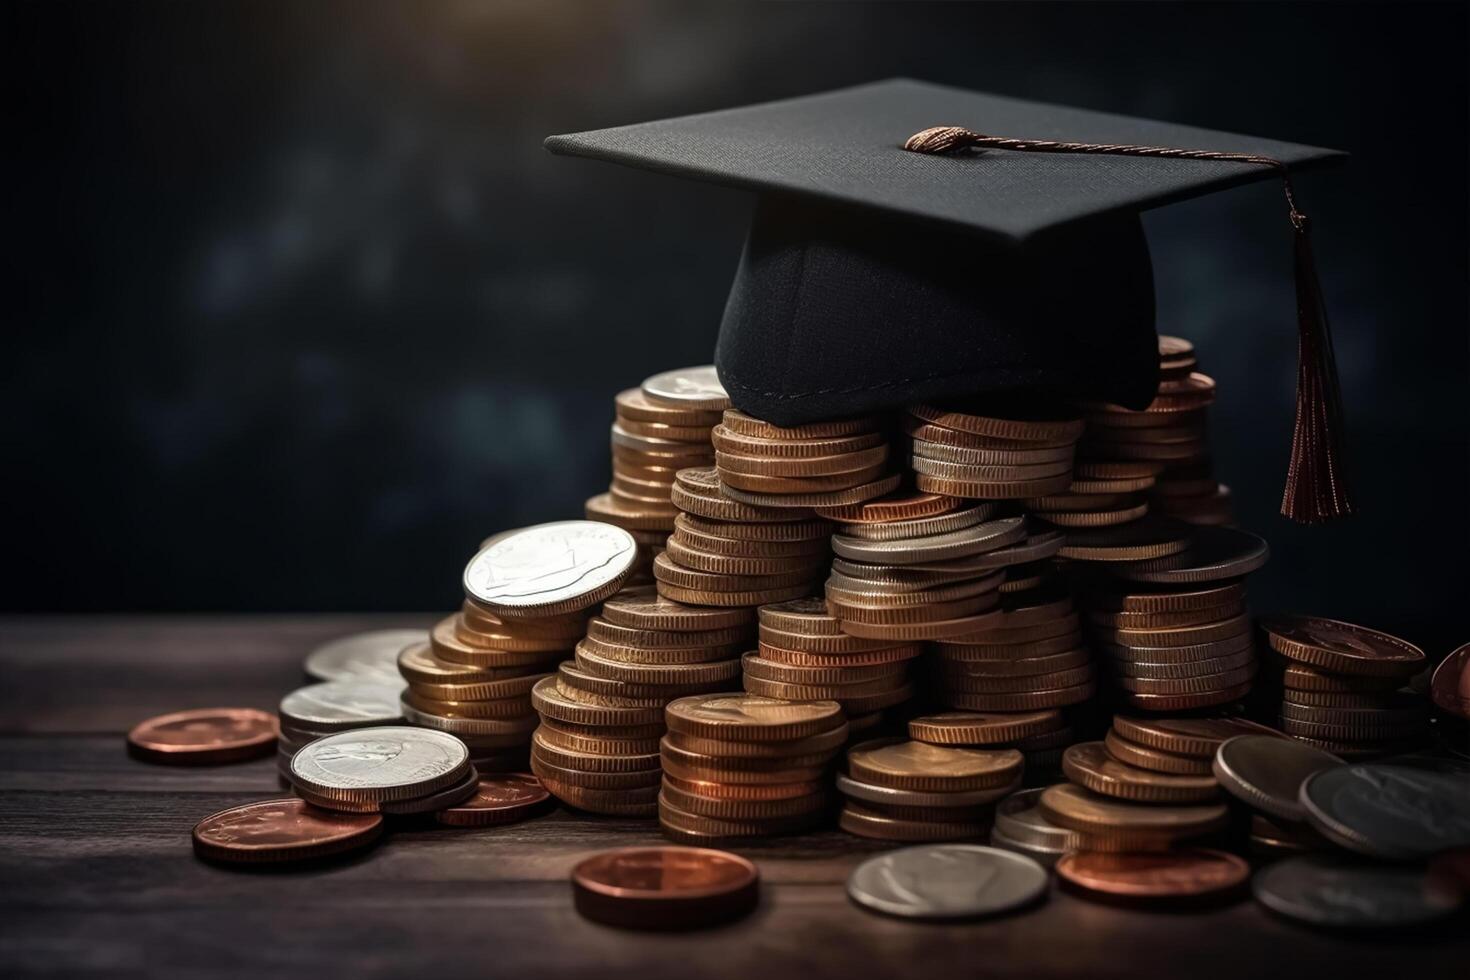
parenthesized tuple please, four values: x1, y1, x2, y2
(546, 79, 1351, 522)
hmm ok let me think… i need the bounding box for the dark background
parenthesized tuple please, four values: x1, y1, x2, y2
(5, 2, 1466, 654)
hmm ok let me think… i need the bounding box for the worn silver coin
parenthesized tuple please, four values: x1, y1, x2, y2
(846, 844, 1049, 920)
(1299, 764, 1470, 859)
(641, 365, 730, 410)
(1213, 735, 1343, 823)
(1253, 854, 1462, 928)
(463, 521, 637, 616)
(304, 629, 425, 683)
(992, 788, 1085, 867)
(279, 681, 403, 732)
(289, 726, 470, 801)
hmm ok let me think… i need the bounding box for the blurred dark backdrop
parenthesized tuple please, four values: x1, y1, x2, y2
(5, 2, 1466, 654)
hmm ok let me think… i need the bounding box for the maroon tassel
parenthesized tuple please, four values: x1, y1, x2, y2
(1281, 217, 1354, 522)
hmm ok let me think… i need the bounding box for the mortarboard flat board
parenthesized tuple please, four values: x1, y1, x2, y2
(547, 79, 1352, 522)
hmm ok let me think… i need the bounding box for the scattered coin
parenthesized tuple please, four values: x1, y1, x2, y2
(1212, 735, 1342, 822)
(846, 844, 1048, 920)
(1253, 854, 1463, 928)
(1057, 849, 1248, 904)
(191, 798, 383, 866)
(571, 845, 758, 929)
(304, 629, 426, 684)
(433, 773, 553, 826)
(127, 708, 278, 765)
(1299, 764, 1470, 859)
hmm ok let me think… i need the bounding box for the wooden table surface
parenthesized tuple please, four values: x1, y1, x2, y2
(2, 615, 1464, 978)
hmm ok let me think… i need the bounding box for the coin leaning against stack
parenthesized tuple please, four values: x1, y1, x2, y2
(276, 678, 404, 781)
(586, 366, 729, 584)
(1257, 616, 1429, 759)
(714, 410, 899, 509)
(658, 694, 846, 842)
(654, 467, 832, 607)
(838, 738, 1023, 841)
(287, 725, 481, 815)
(905, 403, 1081, 501)
(529, 590, 754, 816)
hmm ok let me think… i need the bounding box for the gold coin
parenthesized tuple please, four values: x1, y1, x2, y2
(659, 781, 828, 820)
(722, 474, 903, 508)
(1038, 782, 1227, 840)
(943, 682, 1095, 711)
(1103, 729, 1214, 774)
(662, 772, 824, 801)
(656, 581, 815, 608)
(599, 591, 755, 632)
(839, 802, 991, 841)
(1062, 742, 1219, 803)
(846, 738, 1022, 792)
(757, 641, 922, 668)
(907, 709, 1064, 745)
(720, 409, 881, 440)
(663, 723, 850, 759)
(665, 693, 843, 742)
(531, 676, 664, 727)
(614, 387, 723, 426)
(434, 618, 570, 668)
(915, 473, 1075, 499)
(907, 405, 1085, 442)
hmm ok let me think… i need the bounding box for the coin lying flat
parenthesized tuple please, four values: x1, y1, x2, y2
(846, 844, 1048, 920)
(1299, 764, 1470, 859)
(1058, 849, 1248, 904)
(641, 366, 730, 411)
(304, 629, 426, 683)
(1253, 854, 1463, 928)
(665, 694, 842, 742)
(847, 739, 1023, 792)
(990, 788, 1084, 866)
(289, 726, 470, 806)
(1212, 735, 1342, 822)
(279, 681, 403, 733)
(433, 773, 552, 826)
(1063, 742, 1219, 804)
(1039, 782, 1228, 843)
(463, 521, 638, 617)
(572, 846, 758, 929)
(127, 708, 278, 765)
(191, 798, 383, 865)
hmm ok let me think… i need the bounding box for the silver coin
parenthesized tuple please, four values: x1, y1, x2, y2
(988, 827, 1067, 868)
(993, 787, 1085, 850)
(846, 844, 1048, 920)
(641, 365, 730, 410)
(290, 726, 469, 795)
(832, 516, 1026, 566)
(279, 681, 403, 731)
(1253, 854, 1462, 928)
(304, 629, 425, 683)
(1213, 735, 1342, 823)
(463, 521, 637, 615)
(378, 766, 481, 815)
(1299, 763, 1470, 859)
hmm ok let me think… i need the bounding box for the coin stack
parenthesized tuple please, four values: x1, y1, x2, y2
(837, 738, 1023, 841)
(528, 590, 753, 816)
(1257, 616, 1429, 759)
(989, 787, 1086, 867)
(276, 679, 403, 780)
(747, 597, 921, 726)
(714, 410, 899, 509)
(909, 709, 1076, 788)
(654, 467, 831, 607)
(658, 694, 846, 841)
(586, 366, 729, 584)
(906, 404, 1081, 501)
(1149, 338, 1234, 526)
(287, 725, 481, 816)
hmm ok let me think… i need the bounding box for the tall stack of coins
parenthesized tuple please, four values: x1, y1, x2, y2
(714, 410, 898, 509)
(586, 366, 729, 583)
(747, 598, 921, 726)
(655, 467, 831, 607)
(1257, 616, 1429, 758)
(906, 404, 1081, 501)
(528, 591, 753, 816)
(287, 725, 481, 816)
(277, 680, 403, 780)
(1148, 338, 1234, 526)
(658, 695, 845, 841)
(837, 738, 1023, 841)
(909, 709, 1076, 787)
(420, 521, 638, 772)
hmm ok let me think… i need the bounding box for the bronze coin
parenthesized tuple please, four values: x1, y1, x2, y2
(847, 738, 1023, 792)
(571, 846, 759, 929)
(128, 708, 278, 766)
(1086, 583, 1247, 614)
(1281, 664, 1404, 693)
(1431, 643, 1470, 720)
(192, 798, 382, 865)
(723, 473, 903, 508)
(719, 410, 881, 440)
(666, 693, 843, 742)
(839, 802, 992, 842)
(1056, 850, 1248, 903)
(814, 492, 961, 523)
(908, 710, 1065, 745)
(1062, 742, 1219, 803)
(1053, 515, 1193, 562)
(1038, 783, 1228, 841)
(1110, 715, 1279, 758)
(1260, 615, 1427, 677)
(434, 773, 552, 826)
(1104, 729, 1214, 774)
(907, 404, 1085, 442)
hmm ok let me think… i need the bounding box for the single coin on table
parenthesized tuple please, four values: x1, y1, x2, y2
(289, 726, 471, 809)
(304, 629, 427, 683)
(1212, 735, 1342, 822)
(846, 845, 1048, 920)
(1253, 854, 1463, 929)
(1056, 850, 1249, 904)
(192, 798, 383, 866)
(127, 708, 278, 765)
(463, 521, 638, 618)
(1298, 764, 1470, 860)
(571, 846, 758, 929)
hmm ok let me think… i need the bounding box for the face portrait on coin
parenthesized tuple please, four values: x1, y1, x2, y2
(464, 522, 636, 606)
(314, 738, 405, 769)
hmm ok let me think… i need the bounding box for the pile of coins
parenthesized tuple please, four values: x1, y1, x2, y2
(714, 411, 898, 508)
(1257, 616, 1429, 758)
(277, 679, 403, 780)
(1149, 338, 1234, 526)
(748, 597, 919, 727)
(529, 590, 752, 816)
(837, 738, 1023, 841)
(586, 366, 728, 583)
(658, 695, 845, 841)
(906, 404, 1081, 501)
(655, 467, 830, 606)
(909, 709, 1075, 788)
(287, 725, 481, 816)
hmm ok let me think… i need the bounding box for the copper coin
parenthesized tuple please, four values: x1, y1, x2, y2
(1260, 615, 1426, 677)
(1432, 643, 1470, 719)
(1063, 742, 1219, 803)
(128, 708, 278, 765)
(847, 738, 1023, 792)
(721, 409, 877, 440)
(192, 798, 382, 865)
(815, 492, 961, 523)
(908, 404, 1085, 442)
(1038, 783, 1229, 841)
(1110, 715, 1279, 758)
(1056, 850, 1248, 903)
(1105, 524, 1267, 582)
(434, 773, 552, 827)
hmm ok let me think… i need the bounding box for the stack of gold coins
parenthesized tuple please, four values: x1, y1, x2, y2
(1037, 780, 1230, 853)
(1257, 616, 1429, 759)
(658, 694, 846, 841)
(654, 467, 831, 606)
(586, 366, 729, 584)
(836, 738, 1023, 841)
(527, 590, 754, 815)
(713, 410, 899, 509)
(746, 598, 921, 725)
(1071, 524, 1269, 712)
(905, 404, 1081, 501)
(909, 709, 1076, 787)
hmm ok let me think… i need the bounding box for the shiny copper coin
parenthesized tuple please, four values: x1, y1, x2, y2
(716, 445, 890, 478)
(1114, 662, 1256, 695)
(665, 721, 850, 759)
(758, 624, 894, 653)
(757, 641, 922, 668)
(711, 426, 886, 460)
(659, 795, 824, 840)
(672, 522, 829, 559)
(913, 439, 1076, 467)
(719, 462, 891, 495)
(908, 710, 1065, 745)
(722, 473, 903, 508)
(839, 802, 991, 842)
(1056, 850, 1248, 903)
(915, 473, 1075, 500)
(944, 683, 1095, 712)
(616, 387, 723, 426)
(1103, 729, 1214, 774)
(1281, 664, 1404, 693)
(584, 492, 678, 531)
(660, 781, 827, 821)
(1088, 603, 1245, 629)
(1063, 742, 1219, 803)
(1431, 643, 1470, 720)
(662, 772, 824, 801)
(672, 468, 813, 522)
(721, 409, 877, 439)
(666, 693, 843, 742)
(1038, 783, 1228, 841)
(1260, 615, 1427, 677)
(600, 590, 754, 632)
(908, 404, 1084, 442)
(1118, 682, 1252, 712)
(664, 538, 827, 578)
(815, 491, 961, 523)
(128, 708, 277, 766)
(676, 511, 830, 542)
(572, 845, 758, 929)
(656, 581, 813, 608)
(531, 676, 664, 727)
(192, 798, 383, 865)
(847, 738, 1022, 792)
(1110, 715, 1279, 758)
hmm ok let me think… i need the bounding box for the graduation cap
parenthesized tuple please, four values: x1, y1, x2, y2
(546, 79, 1351, 523)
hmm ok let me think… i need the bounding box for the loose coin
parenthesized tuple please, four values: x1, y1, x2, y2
(191, 798, 383, 865)
(289, 726, 470, 806)
(1212, 735, 1342, 822)
(1259, 615, 1427, 677)
(846, 845, 1048, 920)
(1057, 850, 1248, 903)
(463, 521, 637, 617)
(305, 629, 426, 683)
(1299, 764, 1470, 859)
(434, 773, 552, 826)
(572, 846, 758, 929)
(1253, 854, 1462, 928)
(127, 708, 278, 766)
